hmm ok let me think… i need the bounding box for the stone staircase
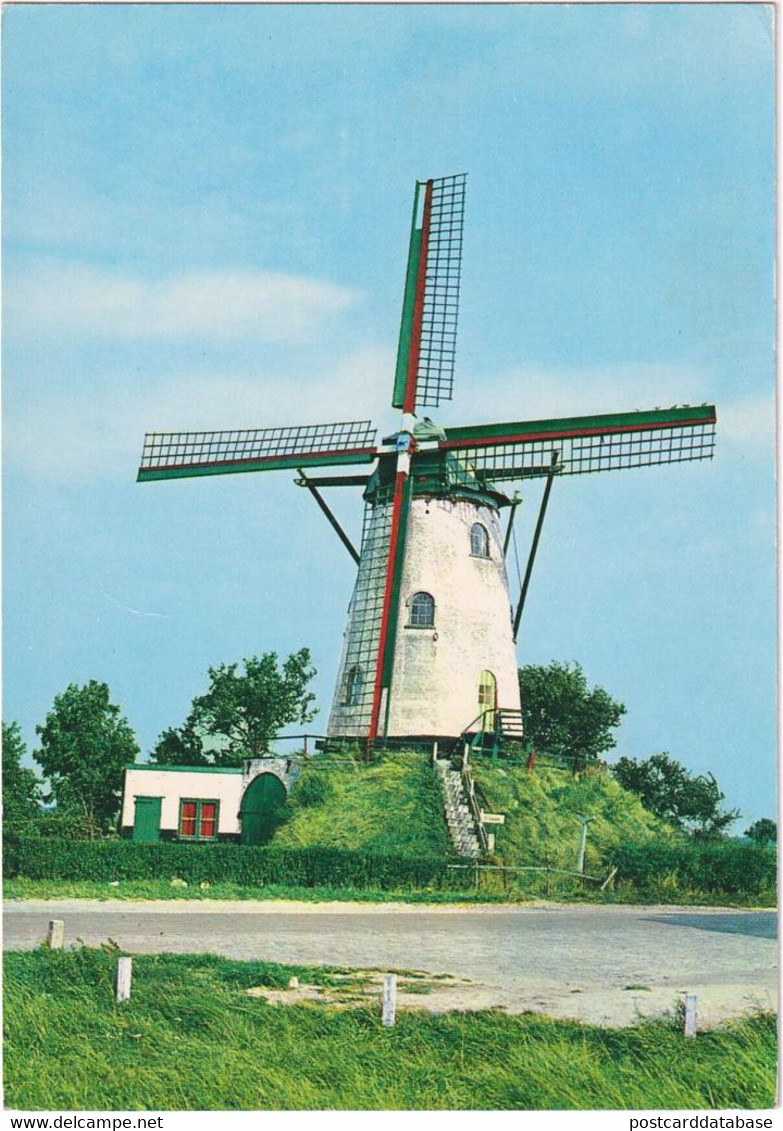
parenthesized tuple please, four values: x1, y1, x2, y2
(436, 759, 481, 858)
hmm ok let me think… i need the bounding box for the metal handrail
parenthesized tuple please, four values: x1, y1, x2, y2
(459, 709, 495, 735)
(461, 767, 490, 854)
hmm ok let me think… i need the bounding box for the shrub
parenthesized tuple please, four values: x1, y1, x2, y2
(291, 773, 333, 808)
(4, 837, 460, 891)
(612, 839, 776, 898)
(4, 811, 92, 842)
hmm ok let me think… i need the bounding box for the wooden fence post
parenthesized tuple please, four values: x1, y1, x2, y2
(47, 920, 64, 949)
(116, 957, 133, 1003)
(382, 974, 397, 1027)
(684, 993, 697, 1037)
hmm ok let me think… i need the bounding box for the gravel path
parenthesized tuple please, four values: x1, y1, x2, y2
(5, 900, 776, 1027)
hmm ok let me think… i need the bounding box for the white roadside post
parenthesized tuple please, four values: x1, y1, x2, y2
(382, 974, 397, 1027)
(47, 920, 64, 949)
(116, 957, 133, 1003)
(684, 993, 697, 1038)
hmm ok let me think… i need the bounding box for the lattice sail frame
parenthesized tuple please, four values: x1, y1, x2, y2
(439, 407, 716, 482)
(138, 420, 377, 481)
(327, 489, 394, 734)
(393, 174, 467, 414)
(416, 174, 466, 409)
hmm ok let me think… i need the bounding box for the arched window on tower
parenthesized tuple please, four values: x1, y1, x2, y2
(470, 522, 490, 558)
(408, 591, 435, 628)
(478, 670, 497, 730)
(343, 664, 364, 707)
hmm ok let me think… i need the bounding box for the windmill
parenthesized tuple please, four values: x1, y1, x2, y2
(138, 173, 716, 755)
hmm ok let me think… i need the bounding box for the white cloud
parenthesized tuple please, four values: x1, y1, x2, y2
(6, 261, 361, 343)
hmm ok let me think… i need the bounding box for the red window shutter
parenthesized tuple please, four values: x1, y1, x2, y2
(200, 802, 217, 838)
(181, 801, 197, 837)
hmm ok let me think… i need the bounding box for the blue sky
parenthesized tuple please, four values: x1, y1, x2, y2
(3, 4, 775, 825)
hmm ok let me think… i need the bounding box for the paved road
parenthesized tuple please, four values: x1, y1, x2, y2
(5, 900, 777, 1027)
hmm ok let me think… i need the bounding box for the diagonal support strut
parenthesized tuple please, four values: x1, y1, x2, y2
(503, 491, 522, 557)
(512, 452, 559, 642)
(296, 470, 360, 566)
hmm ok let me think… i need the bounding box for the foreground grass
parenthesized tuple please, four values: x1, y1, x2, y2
(5, 948, 777, 1111)
(2, 877, 508, 904)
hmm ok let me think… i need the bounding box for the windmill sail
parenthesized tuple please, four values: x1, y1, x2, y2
(138, 420, 378, 482)
(327, 491, 395, 736)
(393, 174, 467, 412)
(439, 406, 716, 482)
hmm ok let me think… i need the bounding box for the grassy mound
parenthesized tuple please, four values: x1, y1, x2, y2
(274, 752, 451, 857)
(471, 762, 672, 875)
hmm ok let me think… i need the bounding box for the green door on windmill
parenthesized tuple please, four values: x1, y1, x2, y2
(133, 796, 162, 843)
(240, 773, 287, 846)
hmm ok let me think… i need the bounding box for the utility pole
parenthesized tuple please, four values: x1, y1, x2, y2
(574, 815, 596, 874)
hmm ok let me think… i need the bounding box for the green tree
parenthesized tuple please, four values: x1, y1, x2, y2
(151, 650, 317, 767)
(611, 752, 739, 838)
(2, 721, 41, 824)
(745, 818, 776, 845)
(151, 721, 209, 766)
(518, 661, 626, 766)
(34, 681, 140, 836)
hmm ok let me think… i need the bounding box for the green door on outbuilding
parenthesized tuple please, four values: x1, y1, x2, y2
(133, 796, 162, 843)
(240, 773, 287, 846)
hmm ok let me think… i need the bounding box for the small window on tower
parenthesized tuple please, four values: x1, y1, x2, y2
(470, 523, 490, 558)
(409, 591, 435, 628)
(344, 664, 364, 707)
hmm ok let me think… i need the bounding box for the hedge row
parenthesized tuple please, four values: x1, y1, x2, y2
(5, 835, 774, 897)
(613, 839, 776, 896)
(4, 837, 460, 891)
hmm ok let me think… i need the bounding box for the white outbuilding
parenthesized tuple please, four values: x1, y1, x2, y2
(120, 757, 300, 844)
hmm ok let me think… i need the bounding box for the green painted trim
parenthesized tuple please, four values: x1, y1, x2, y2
(408, 450, 510, 509)
(178, 797, 221, 841)
(381, 473, 413, 712)
(392, 182, 424, 409)
(126, 763, 243, 774)
(442, 405, 717, 444)
(138, 450, 377, 483)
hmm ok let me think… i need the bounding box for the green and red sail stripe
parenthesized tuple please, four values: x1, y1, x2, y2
(367, 179, 435, 743)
